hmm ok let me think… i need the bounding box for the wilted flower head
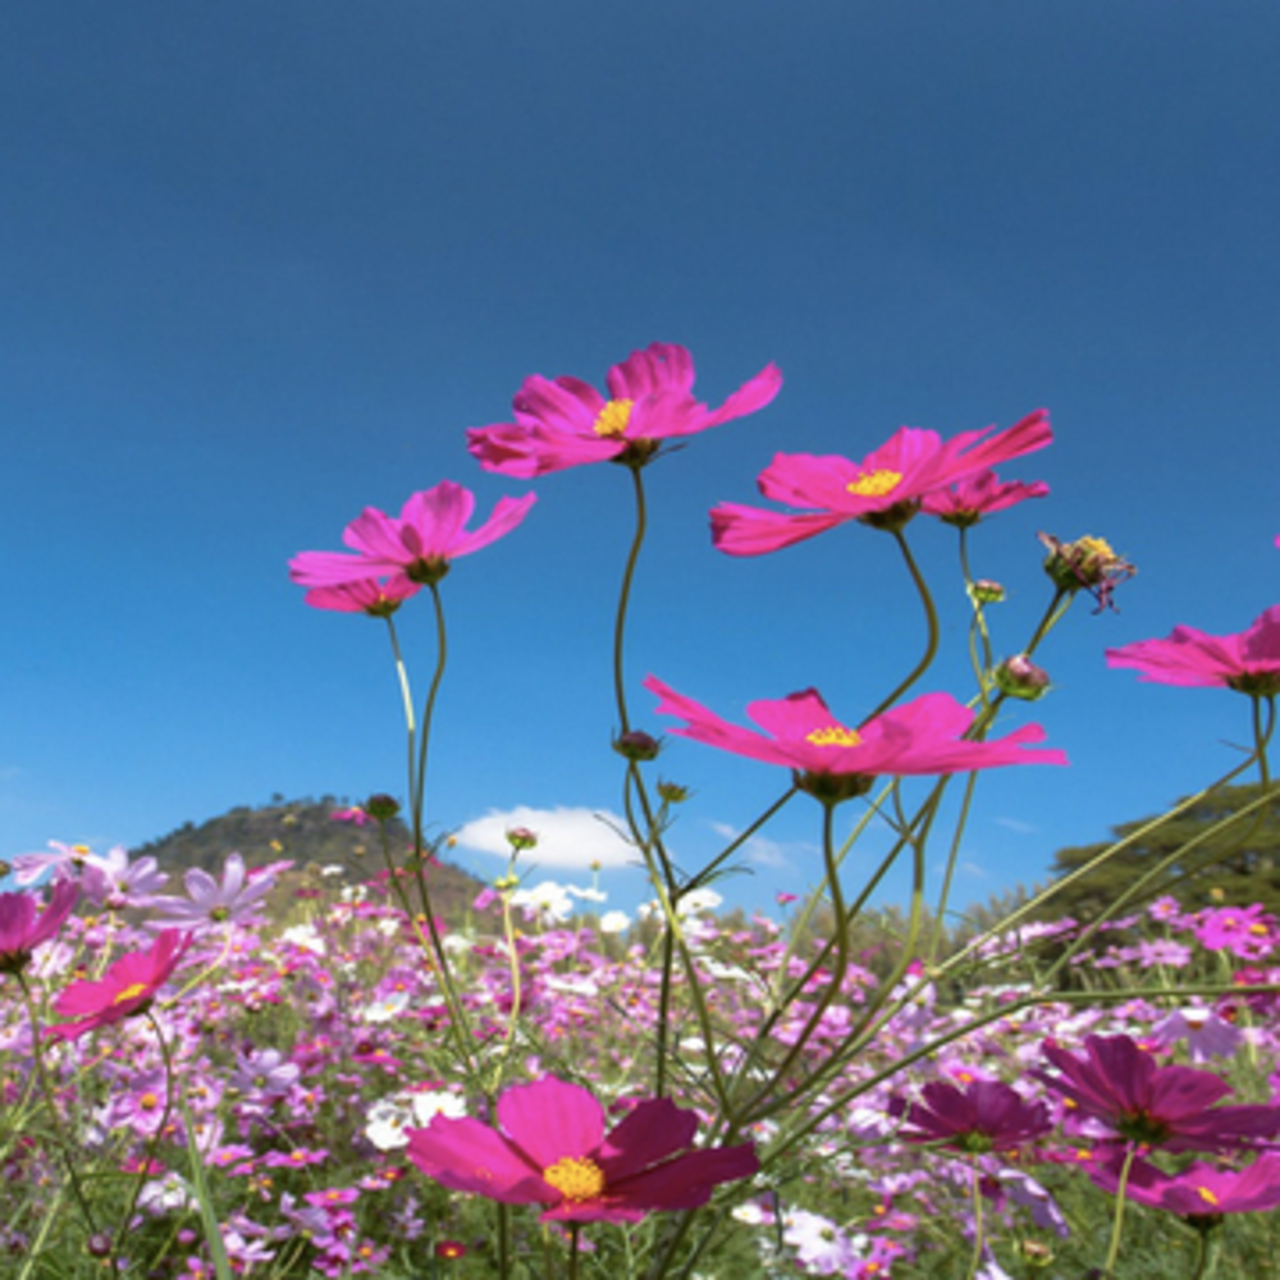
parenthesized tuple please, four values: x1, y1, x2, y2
(1039, 533, 1135, 611)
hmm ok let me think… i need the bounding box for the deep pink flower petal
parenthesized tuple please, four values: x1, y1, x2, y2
(1107, 606, 1280, 692)
(710, 503, 849, 557)
(606, 1143, 760, 1211)
(405, 1117, 547, 1203)
(496, 1077, 605, 1167)
(595, 1099, 699, 1182)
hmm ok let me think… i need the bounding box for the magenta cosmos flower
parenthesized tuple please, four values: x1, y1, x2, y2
(920, 468, 1049, 528)
(897, 1079, 1052, 1154)
(47, 929, 194, 1041)
(1106, 605, 1280, 697)
(289, 480, 536, 594)
(711, 410, 1052, 555)
(1035, 1034, 1280, 1154)
(644, 678, 1066, 803)
(466, 342, 782, 477)
(0, 880, 79, 976)
(406, 1076, 758, 1223)
(1084, 1151, 1280, 1218)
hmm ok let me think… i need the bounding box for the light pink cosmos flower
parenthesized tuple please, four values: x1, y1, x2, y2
(406, 1075, 757, 1223)
(711, 410, 1052, 555)
(920, 468, 1050, 528)
(1105, 605, 1280, 697)
(644, 677, 1066, 803)
(147, 853, 282, 932)
(466, 342, 782, 477)
(48, 929, 194, 1041)
(0, 880, 79, 976)
(290, 480, 536, 593)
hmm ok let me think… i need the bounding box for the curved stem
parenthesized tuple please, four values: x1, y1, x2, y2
(613, 463, 649, 735)
(967, 1155, 986, 1280)
(862, 529, 938, 724)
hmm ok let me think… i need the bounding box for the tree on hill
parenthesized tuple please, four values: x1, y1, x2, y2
(1039, 781, 1280, 921)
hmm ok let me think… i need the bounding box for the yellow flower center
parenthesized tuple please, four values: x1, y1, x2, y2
(806, 726, 862, 748)
(543, 1156, 606, 1202)
(847, 469, 902, 498)
(113, 982, 150, 1005)
(1077, 535, 1116, 558)
(1197, 1186, 1220, 1207)
(593, 399, 634, 438)
(140, 1091, 160, 1110)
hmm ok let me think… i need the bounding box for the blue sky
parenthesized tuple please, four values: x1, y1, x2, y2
(2, 2, 1277, 922)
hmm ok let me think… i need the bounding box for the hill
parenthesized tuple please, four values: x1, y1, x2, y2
(134, 795, 487, 920)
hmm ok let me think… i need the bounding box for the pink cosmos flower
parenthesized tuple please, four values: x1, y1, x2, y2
(147, 853, 281, 932)
(644, 678, 1066, 803)
(896, 1079, 1052, 1154)
(0, 880, 79, 976)
(466, 343, 782, 477)
(1035, 1034, 1280, 1154)
(289, 480, 536, 593)
(48, 929, 194, 1040)
(1105, 606, 1280, 697)
(1086, 1151, 1280, 1217)
(1195, 904, 1276, 960)
(920, 468, 1050, 528)
(300, 577, 421, 616)
(406, 1075, 758, 1223)
(710, 410, 1051, 555)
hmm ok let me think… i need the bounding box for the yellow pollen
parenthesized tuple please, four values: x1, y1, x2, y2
(1249, 924, 1268, 935)
(113, 982, 150, 1005)
(543, 1156, 606, 1202)
(140, 1092, 160, 1110)
(806, 726, 862, 748)
(593, 399, 634, 439)
(1197, 1186, 1220, 1207)
(847, 468, 902, 498)
(73, 844, 91, 854)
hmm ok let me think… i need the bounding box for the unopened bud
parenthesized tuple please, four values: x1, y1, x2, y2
(657, 780, 691, 804)
(613, 730, 661, 762)
(365, 794, 401, 822)
(969, 579, 1005, 605)
(994, 654, 1051, 701)
(506, 826, 538, 852)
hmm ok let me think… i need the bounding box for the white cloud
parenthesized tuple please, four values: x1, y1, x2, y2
(707, 820, 808, 870)
(993, 816, 1036, 835)
(452, 806, 637, 870)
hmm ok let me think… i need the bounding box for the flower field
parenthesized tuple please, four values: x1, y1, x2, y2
(3, 342, 1278, 1278)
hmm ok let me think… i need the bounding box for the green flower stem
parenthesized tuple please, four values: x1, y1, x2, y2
(679, 784, 799, 895)
(1102, 1145, 1139, 1277)
(14, 972, 97, 1235)
(568, 1224, 581, 1280)
(15, 1182, 65, 1280)
(613, 462, 648, 736)
(967, 1155, 986, 1280)
(861, 529, 939, 724)
(926, 769, 980, 967)
(111, 1009, 180, 1266)
(385, 616, 416, 792)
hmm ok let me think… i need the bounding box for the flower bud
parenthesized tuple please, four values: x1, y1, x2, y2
(505, 826, 538, 852)
(994, 654, 1051, 701)
(969, 579, 1005, 605)
(657, 780, 691, 804)
(613, 730, 662, 762)
(365, 794, 401, 822)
